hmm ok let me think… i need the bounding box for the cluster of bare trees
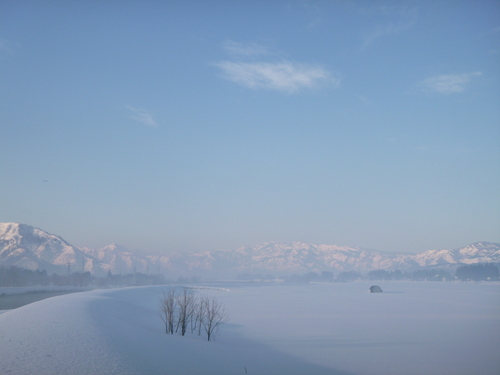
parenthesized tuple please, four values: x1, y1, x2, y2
(158, 287, 228, 341)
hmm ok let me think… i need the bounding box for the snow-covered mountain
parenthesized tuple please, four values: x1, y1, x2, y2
(0, 223, 102, 275)
(0, 223, 156, 276)
(172, 241, 500, 276)
(410, 242, 500, 267)
(80, 243, 150, 276)
(175, 242, 394, 275)
(1, 222, 499, 277)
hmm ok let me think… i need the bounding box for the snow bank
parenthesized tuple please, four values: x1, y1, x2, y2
(0, 286, 340, 375)
(1, 282, 499, 375)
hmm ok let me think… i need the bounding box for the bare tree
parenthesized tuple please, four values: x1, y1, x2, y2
(189, 295, 201, 334)
(175, 288, 196, 336)
(192, 295, 206, 335)
(159, 288, 229, 341)
(202, 295, 229, 341)
(158, 287, 177, 334)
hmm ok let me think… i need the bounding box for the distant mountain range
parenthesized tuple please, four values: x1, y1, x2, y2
(1, 222, 499, 278)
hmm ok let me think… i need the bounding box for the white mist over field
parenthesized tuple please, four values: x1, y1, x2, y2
(1, 282, 499, 375)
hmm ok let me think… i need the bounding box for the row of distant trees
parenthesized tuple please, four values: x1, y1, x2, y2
(0, 266, 95, 287)
(238, 270, 455, 282)
(2, 262, 499, 287)
(158, 288, 228, 341)
(0, 266, 165, 287)
(368, 264, 499, 281)
(455, 263, 499, 281)
(238, 263, 500, 282)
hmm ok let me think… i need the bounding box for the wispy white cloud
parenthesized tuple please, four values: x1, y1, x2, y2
(363, 23, 411, 46)
(125, 106, 158, 127)
(215, 41, 339, 94)
(419, 72, 482, 94)
(215, 61, 338, 94)
(223, 41, 271, 57)
(0, 38, 20, 56)
(362, 6, 418, 47)
(0, 39, 9, 53)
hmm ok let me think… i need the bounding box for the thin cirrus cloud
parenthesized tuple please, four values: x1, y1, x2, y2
(363, 22, 411, 47)
(215, 61, 338, 94)
(361, 6, 418, 47)
(125, 106, 158, 127)
(419, 72, 482, 94)
(223, 40, 271, 57)
(0, 38, 20, 56)
(0, 39, 10, 53)
(215, 41, 338, 94)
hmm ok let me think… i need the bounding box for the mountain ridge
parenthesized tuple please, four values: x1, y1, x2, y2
(1, 222, 499, 277)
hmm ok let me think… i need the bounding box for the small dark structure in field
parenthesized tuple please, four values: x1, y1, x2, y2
(369, 285, 382, 293)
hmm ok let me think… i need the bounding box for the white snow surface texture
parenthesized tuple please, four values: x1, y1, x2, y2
(0, 282, 499, 375)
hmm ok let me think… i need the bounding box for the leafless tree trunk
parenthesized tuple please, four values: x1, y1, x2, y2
(158, 288, 177, 334)
(176, 288, 195, 336)
(189, 295, 200, 334)
(194, 296, 206, 335)
(202, 295, 229, 341)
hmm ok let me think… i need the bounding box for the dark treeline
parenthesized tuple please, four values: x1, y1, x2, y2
(2, 263, 499, 287)
(0, 266, 51, 287)
(455, 263, 499, 281)
(237, 270, 454, 282)
(237, 263, 500, 283)
(0, 266, 166, 287)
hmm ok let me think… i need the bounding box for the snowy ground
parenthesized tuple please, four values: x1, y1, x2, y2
(0, 282, 499, 375)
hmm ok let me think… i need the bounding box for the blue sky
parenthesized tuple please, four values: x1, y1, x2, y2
(1, 0, 499, 254)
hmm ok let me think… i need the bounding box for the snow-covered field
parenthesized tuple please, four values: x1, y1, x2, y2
(0, 282, 499, 375)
